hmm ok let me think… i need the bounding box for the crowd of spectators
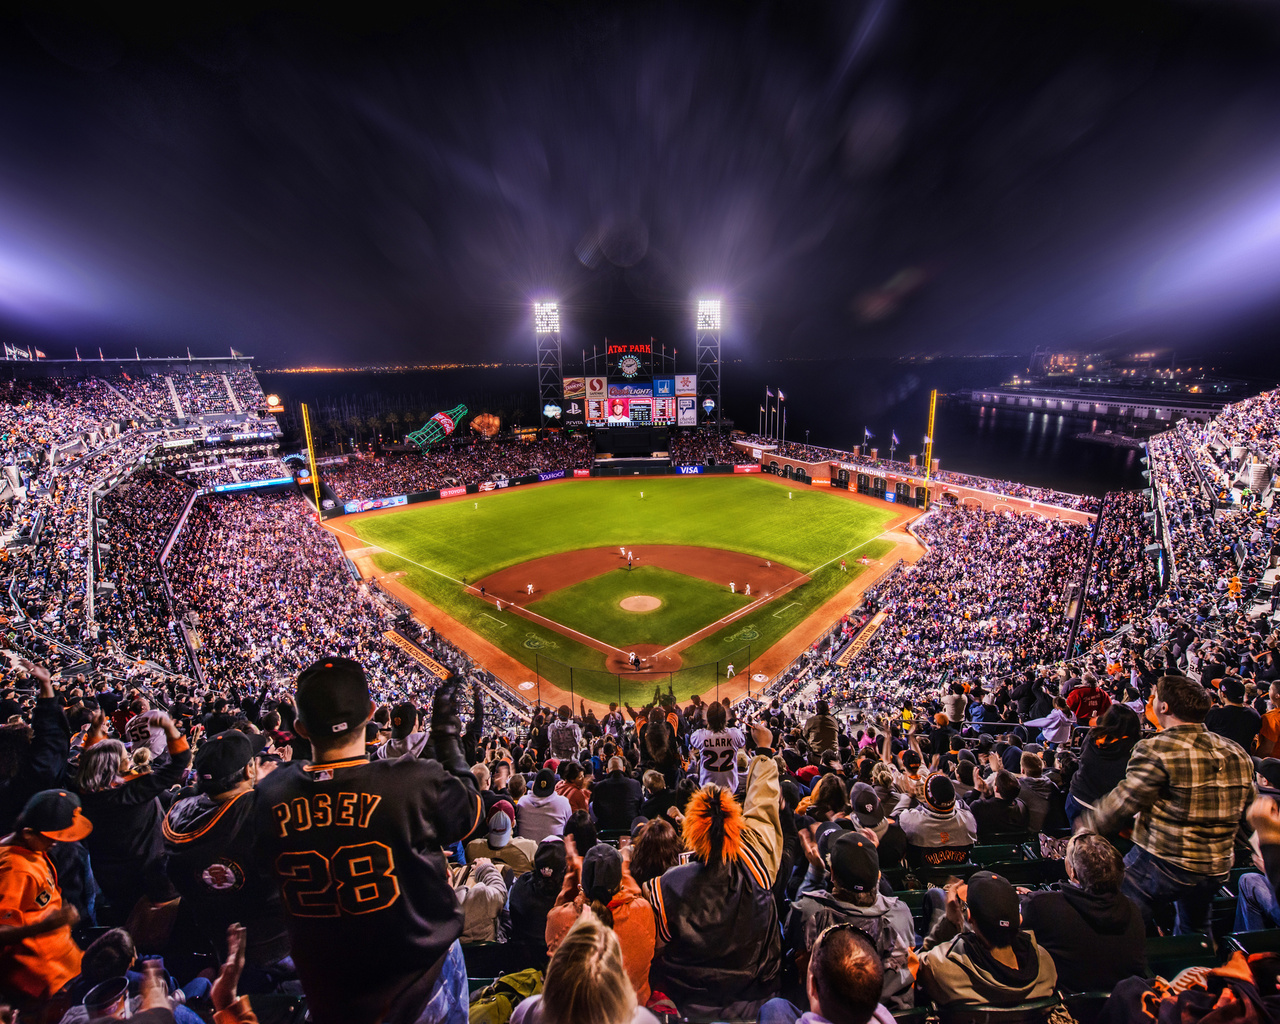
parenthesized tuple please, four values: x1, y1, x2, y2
(829, 507, 1091, 702)
(94, 470, 194, 675)
(742, 435, 1102, 512)
(1073, 491, 1163, 650)
(174, 372, 236, 417)
(668, 431, 756, 466)
(3, 375, 1280, 1024)
(322, 435, 594, 501)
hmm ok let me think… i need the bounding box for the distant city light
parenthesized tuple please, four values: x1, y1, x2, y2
(534, 302, 560, 334)
(697, 299, 721, 330)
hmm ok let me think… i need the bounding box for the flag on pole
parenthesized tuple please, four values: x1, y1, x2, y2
(75, 348, 81, 361)
(892, 431, 899, 445)
(33, 348, 46, 359)
(864, 427, 874, 440)
(777, 390, 785, 401)
(230, 347, 246, 358)
(766, 387, 774, 398)
(760, 406, 765, 413)
(98, 348, 104, 360)
(923, 435, 932, 444)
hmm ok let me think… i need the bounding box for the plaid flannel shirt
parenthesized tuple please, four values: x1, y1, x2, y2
(1088, 723, 1253, 875)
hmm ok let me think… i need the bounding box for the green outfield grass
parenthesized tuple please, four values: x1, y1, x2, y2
(344, 476, 897, 702)
(527, 565, 750, 648)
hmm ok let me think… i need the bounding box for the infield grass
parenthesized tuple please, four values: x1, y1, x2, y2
(344, 476, 897, 702)
(528, 565, 750, 648)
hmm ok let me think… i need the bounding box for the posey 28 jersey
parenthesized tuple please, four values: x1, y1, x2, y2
(691, 727, 746, 791)
(254, 754, 482, 1024)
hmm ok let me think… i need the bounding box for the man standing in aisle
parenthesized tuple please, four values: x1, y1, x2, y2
(1080, 675, 1252, 935)
(255, 657, 483, 1024)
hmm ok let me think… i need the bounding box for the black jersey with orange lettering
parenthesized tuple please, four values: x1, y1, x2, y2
(253, 754, 483, 1024)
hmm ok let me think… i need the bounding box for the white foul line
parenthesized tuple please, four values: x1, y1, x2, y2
(326, 522, 630, 656)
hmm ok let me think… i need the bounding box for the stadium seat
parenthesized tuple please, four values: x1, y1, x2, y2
(1222, 929, 1280, 957)
(1060, 990, 1111, 1024)
(982, 859, 1066, 886)
(969, 843, 1029, 865)
(242, 993, 308, 1024)
(936, 996, 1063, 1024)
(462, 941, 544, 977)
(1144, 933, 1217, 977)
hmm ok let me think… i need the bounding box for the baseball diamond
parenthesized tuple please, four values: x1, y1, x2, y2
(330, 474, 911, 706)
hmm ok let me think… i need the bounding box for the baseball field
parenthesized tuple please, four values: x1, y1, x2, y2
(339, 476, 898, 704)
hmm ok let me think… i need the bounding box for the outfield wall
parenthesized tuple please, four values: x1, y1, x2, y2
(325, 462, 761, 518)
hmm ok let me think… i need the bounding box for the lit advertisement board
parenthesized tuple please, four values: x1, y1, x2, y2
(653, 398, 676, 424)
(343, 494, 409, 513)
(675, 374, 697, 396)
(677, 396, 697, 426)
(587, 399, 606, 423)
(653, 377, 675, 397)
(608, 382, 651, 398)
(606, 340, 652, 379)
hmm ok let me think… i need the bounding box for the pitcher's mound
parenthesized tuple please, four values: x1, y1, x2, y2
(620, 595, 662, 611)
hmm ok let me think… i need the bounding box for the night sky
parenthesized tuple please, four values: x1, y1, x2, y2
(2, 1, 1280, 370)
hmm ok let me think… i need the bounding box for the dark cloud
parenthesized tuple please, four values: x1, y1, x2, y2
(0, 1, 1278, 368)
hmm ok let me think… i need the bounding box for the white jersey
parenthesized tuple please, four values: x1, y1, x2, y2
(691, 727, 746, 791)
(124, 710, 167, 756)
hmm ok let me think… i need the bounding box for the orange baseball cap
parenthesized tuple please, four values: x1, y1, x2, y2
(16, 789, 93, 842)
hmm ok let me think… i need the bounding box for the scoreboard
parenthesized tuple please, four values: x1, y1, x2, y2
(565, 344, 695, 428)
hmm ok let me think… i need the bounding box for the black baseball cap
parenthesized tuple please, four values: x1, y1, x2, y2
(296, 657, 373, 737)
(16, 789, 93, 842)
(194, 730, 254, 786)
(1256, 757, 1280, 793)
(1222, 679, 1247, 704)
(850, 783, 884, 828)
(581, 844, 623, 903)
(966, 871, 1021, 944)
(923, 772, 956, 813)
(534, 836, 567, 879)
(901, 750, 922, 772)
(390, 701, 418, 739)
(814, 820, 846, 860)
(533, 768, 556, 797)
(831, 832, 879, 894)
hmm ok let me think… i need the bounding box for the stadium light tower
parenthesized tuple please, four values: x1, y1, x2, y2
(696, 299, 722, 428)
(534, 302, 563, 431)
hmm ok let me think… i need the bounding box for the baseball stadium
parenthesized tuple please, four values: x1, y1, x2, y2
(3, 5, 1280, 1024)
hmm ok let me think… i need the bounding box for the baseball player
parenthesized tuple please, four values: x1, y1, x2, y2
(254, 658, 483, 1024)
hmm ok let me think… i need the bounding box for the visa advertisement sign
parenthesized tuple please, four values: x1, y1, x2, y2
(676, 465, 704, 475)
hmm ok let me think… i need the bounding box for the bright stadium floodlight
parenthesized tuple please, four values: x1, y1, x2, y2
(697, 299, 721, 330)
(534, 302, 560, 334)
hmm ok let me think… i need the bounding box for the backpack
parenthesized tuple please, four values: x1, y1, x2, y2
(797, 892, 897, 963)
(468, 968, 544, 1024)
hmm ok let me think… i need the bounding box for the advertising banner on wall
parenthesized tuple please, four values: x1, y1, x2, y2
(653, 376, 675, 397)
(733, 464, 762, 474)
(562, 377, 586, 400)
(586, 377, 607, 399)
(677, 396, 697, 426)
(562, 399, 585, 426)
(675, 374, 697, 396)
(676, 465, 704, 475)
(343, 494, 409, 513)
(573, 468, 591, 477)
(653, 398, 676, 424)
(608, 382, 652, 398)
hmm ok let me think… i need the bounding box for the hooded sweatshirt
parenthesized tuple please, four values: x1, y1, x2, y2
(516, 790, 573, 842)
(1018, 884, 1146, 992)
(919, 930, 1056, 1007)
